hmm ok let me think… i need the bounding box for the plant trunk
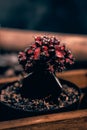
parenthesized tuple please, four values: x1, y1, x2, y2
(20, 71, 62, 100)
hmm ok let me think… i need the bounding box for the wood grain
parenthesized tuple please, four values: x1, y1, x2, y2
(0, 69, 87, 88)
(0, 69, 87, 129)
(57, 69, 87, 88)
(0, 28, 87, 61)
(0, 109, 87, 130)
(0, 77, 20, 84)
(0, 28, 87, 130)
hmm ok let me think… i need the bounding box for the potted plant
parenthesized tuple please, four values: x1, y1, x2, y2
(0, 36, 81, 121)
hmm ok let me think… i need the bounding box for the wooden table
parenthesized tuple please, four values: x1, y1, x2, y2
(0, 109, 87, 130)
(0, 28, 87, 61)
(0, 69, 87, 130)
(0, 28, 87, 130)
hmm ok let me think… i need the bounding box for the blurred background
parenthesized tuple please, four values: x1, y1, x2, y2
(0, 0, 87, 34)
(0, 0, 87, 78)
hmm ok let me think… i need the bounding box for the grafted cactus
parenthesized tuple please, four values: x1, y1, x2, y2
(18, 35, 74, 74)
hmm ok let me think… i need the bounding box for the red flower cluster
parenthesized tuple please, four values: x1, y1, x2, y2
(18, 36, 74, 73)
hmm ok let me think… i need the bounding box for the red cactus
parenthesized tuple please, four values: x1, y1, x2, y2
(18, 35, 74, 73)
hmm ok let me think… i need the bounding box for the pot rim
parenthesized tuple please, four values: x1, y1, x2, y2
(0, 78, 81, 113)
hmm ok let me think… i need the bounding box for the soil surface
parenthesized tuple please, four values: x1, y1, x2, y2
(0, 81, 80, 112)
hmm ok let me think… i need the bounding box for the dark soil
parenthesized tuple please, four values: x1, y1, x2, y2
(0, 81, 80, 112)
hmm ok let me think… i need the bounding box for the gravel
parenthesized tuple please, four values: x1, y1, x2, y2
(0, 81, 80, 112)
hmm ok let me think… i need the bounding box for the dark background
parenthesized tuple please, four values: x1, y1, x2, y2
(0, 0, 87, 34)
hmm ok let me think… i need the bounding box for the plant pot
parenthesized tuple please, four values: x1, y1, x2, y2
(0, 78, 81, 121)
(20, 71, 62, 100)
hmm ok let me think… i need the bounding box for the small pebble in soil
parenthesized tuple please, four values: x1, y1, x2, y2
(0, 81, 80, 112)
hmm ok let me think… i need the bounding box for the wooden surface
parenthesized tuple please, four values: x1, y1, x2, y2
(0, 28, 87, 61)
(0, 69, 87, 88)
(0, 69, 87, 130)
(0, 28, 87, 129)
(0, 109, 87, 130)
(57, 69, 87, 88)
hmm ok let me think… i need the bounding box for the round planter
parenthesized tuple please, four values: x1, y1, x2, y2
(0, 78, 81, 121)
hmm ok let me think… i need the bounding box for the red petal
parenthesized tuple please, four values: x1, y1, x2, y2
(48, 65, 54, 72)
(45, 51, 49, 57)
(36, 40, 42, 46)
(56, 51, 64, 58)
(55, 45, 61, 50)
(61, 45, 65, 50)
(27, 49, 33, 55)
(66, 58, 74, 64)
(66, 58, 70, 63)
(31, 44, 36, 49)
(42, 46, 48, 51)
(35, 36, 41, 41)
(34, 48, 40, 60)
(69, 60, 74, 64)
(68, 54, 73, 59)
(18, 52, 25, 58)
